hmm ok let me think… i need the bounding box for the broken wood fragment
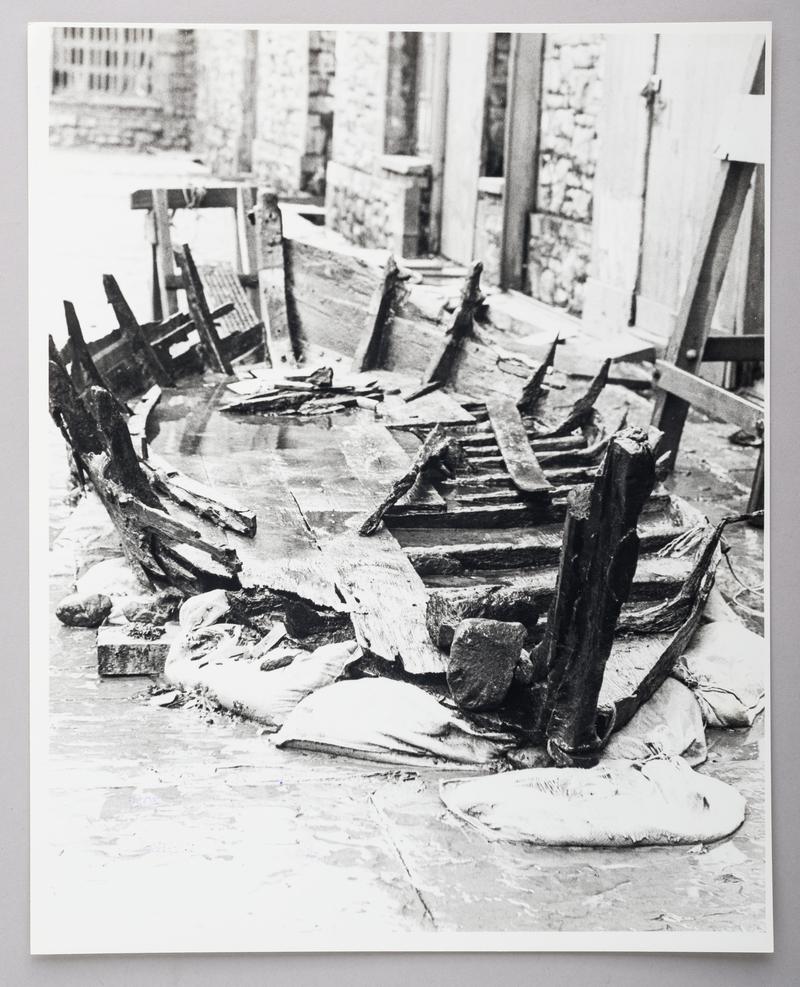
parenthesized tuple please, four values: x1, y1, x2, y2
(533, 426, 657, 767)
(103, 274, 176, 388)
(142, 453, 257, 537)
(516, 334, 559, 415)
(536, 358, 612, 438)
(351, 255, 407, 372)
(173, 244, 233, 375)
(486, 395, 553, 498)
(359, 425, 462, 536)
(423, 261, 485, 385)
(254, 190, 296, 368)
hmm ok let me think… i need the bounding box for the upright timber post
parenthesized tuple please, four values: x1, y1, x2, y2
(423, 261, 484, 385)
(254, 190, 296, 368)
(499, 33, 545, 291)
(534, 427, 657, 767)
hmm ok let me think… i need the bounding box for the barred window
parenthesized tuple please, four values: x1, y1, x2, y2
(51, 26, 157, 99)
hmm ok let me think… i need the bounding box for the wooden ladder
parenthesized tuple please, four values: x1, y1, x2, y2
(650, 38, 766, 519)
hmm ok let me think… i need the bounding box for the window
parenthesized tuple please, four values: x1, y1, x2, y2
(51, 26, 157, 99)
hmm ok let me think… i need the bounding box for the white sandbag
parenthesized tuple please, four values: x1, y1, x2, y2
(178, 589, 230, 632)
(672, 619, 766, 728)
(602, 678, 707, 766)
(274, 677, 517, 768)
(164, 628, 360, 728)
(75, 556, 148, 601)
(440, 755, 745, 846)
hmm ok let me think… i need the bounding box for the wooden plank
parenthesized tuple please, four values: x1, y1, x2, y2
(131, 188, 323, 211)
(103, 274, 176, 388)
(255, 190, 296, 368)
(500, 33, 545, 291)
(173, 244, 233, 376)
(401, 513, 685, 575)
(196, 261, 262, 337)
(423, 262, 484, 384)
(654, 360, 763, 433)
(486, 395, 552, 496)
(350, 255, 405, 372)
(702, 332, 764, 362)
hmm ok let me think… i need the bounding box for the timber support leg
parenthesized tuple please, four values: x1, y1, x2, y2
(533, 426, 657, 767)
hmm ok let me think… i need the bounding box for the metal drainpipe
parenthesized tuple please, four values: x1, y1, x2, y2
(630, 33, 661, 327)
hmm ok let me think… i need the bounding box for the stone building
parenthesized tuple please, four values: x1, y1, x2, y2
(49, 26, 196, 150)
(49, 26, 763, 346)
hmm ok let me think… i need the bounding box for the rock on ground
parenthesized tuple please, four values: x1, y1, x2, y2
(447, 617, 526, 711)
(55, 591, 113, 628)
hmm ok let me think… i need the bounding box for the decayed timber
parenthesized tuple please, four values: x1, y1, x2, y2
(516, 334, 559, 415)
(103, 274, 176, 388)
(535, 358, 611, 438)
(141, 452, 257, 537)
(126, 384, 162, 456)
(533, 427, 657, 767)
(423, 261, 485, 385)
(359, 425, 463, 535)
(254, 190, 296, 368)
(350, 255, 408, 372)
(48, 353, 240, 592)
(425, 554, 696, 651)
(486, 395, 552, 498)
(63, 301, 111, 393)
(173, 244, 233, 376)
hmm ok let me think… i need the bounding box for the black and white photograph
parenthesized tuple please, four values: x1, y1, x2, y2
(29, 21, 770, 953)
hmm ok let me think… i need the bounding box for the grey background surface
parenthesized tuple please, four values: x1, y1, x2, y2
(3, 0, 797, 983)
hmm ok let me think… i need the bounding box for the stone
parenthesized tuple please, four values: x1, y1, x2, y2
(56, 591, 113, 628)
(179, 589, 231, 632)
(447, 618, 526, 711)
(97, 622, 181, 676)
(121, 589, 185, 626)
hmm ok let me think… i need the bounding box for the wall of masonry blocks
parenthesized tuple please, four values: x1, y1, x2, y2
(252, 30, 336, 194)
(49, 29, 196, 151)
(527, 33, 604, 316)
(192, 28, 251, 177)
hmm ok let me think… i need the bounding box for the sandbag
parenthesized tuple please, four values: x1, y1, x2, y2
(164, 626, 360, 728)
(179, 589, 230, 632)
(602, 678, 707, 766)
(672, 619, 766, 728)
(75, 556, 149, 619)
(274, 678, 517, 768)
(439, 755, 745, 846)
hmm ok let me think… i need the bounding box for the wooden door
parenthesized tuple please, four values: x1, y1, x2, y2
(440, 32, 490, 264)
(634, 31, 764, 344)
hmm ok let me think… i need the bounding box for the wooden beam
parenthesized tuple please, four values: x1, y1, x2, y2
(653, 360, 763, 434)
(500, 33, 545, 291)
(102, 274, 176, 388)
(350, 255, 406, 372)
(702, 333, 765, 362)
(534, 428, 657, 767)
(173, 244, 233, 376)
(131, 188, 325, 211)
(151, 187, 177, 319)
(254, 190, 296, 368)
(423, 261, 484, 384)
(486, 396, 552, 497)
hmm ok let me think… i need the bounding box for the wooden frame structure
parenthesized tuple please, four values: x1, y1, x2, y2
(130, 186, 323, 322)
(650, 39, 766, 516)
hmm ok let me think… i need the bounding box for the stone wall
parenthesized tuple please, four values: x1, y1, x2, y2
(527, 33, 604, 315)
(252, 30, 310, 192)
(49, 29, 195, 151)
(303, 31, 336, 193)
(330, 31, 387, 173)
(326, 160, 425, 256)
(192, 28, 251, 177)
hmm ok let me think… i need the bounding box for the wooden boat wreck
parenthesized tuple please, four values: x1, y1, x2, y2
(49, 189, 758, 768)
